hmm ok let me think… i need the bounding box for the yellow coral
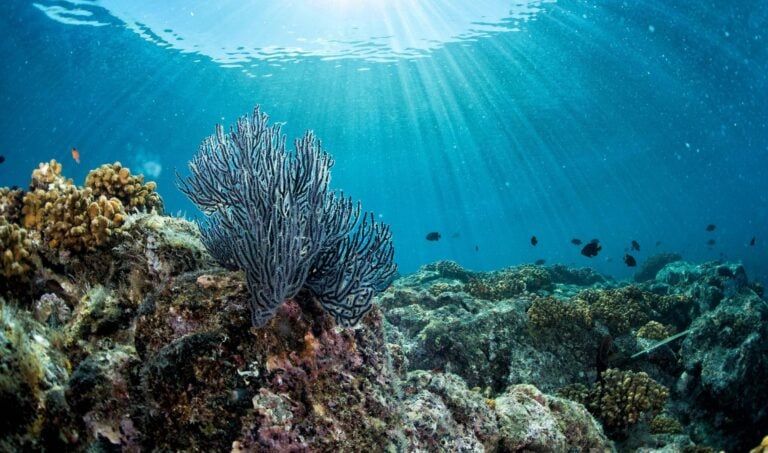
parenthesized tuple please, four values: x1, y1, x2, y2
(556, 383, 591, 405)
(0, 219, 35, 278)
(466, 265, 552, 300)
(750, 435, 768, 453)
(650, 414, 683, 434)
(0, 187, 25, 224)
(579, 287, 650, 335)
(559, 370, 668, 434)
(637, 321, 675, 340)
(22, 185, 126, 252)
(590, 369, 668, 432)
(85, 162, 163, 213)
(527, 296, 593, 332)
(428, 282, 464, 296)
(19, 161, 130, 253)
(29, 159, 71, 191)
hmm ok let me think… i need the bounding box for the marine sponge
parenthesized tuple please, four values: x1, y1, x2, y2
(0, 218, 35, 278)
(22, 183, 126, 252)
(85, 162, 163, 213)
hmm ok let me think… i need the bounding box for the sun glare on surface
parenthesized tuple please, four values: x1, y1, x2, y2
(34, 0, 554, 62)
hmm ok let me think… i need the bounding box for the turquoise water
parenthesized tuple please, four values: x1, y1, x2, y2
(1, 0, 766, 280)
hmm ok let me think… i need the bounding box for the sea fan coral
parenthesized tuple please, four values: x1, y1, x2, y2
(177, 106, 396, 327)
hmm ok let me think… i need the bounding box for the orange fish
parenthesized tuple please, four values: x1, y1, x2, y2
(71, 147, 80, 164)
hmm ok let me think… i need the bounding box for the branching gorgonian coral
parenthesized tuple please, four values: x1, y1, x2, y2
(177, 106, 396, 327)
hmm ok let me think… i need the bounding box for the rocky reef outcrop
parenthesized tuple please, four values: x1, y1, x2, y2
(1, 162, 765, 452)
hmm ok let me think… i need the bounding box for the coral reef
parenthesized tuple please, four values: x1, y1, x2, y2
(0, 209, 616, 452)
(1, 163, 765, 452)
(0, 160, 167, 262)
(85, 162, 164, 213)
(382, 260, 765, 451)
(0, 160, 172, 295)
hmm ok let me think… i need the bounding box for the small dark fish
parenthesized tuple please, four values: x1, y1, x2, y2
(530, 235, 538, 246)
(706, 239, 716, 246)
(475, 245, 479, 252)
(581, 239, 601, 257)
(655, 240, 662, 247)
(571, 238, 583, 245)
(631, 240, 640, 251)
(624, 254, 637, 267)
(749, 236, 756, 246)
(425, 232, 441, 241)
(0, 155, 5, 164)
(706, 224, 716, 232)
(534, 259, 546, 265)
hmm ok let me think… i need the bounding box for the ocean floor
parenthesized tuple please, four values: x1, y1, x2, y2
(1, 161, 767, 452)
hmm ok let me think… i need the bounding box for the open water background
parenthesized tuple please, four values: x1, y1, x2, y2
(1, 0, 766, 281)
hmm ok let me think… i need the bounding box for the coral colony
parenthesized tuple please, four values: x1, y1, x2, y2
(177, 106, 396, 327)
(1, 110, 766, 452)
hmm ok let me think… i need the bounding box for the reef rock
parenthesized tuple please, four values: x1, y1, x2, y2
(634, 253, 683, 283)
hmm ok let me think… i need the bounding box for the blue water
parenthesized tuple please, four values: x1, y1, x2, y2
(1, 0, 766, 282)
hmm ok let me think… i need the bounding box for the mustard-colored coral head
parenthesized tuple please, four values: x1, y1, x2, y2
(85, 162, 163, 214)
